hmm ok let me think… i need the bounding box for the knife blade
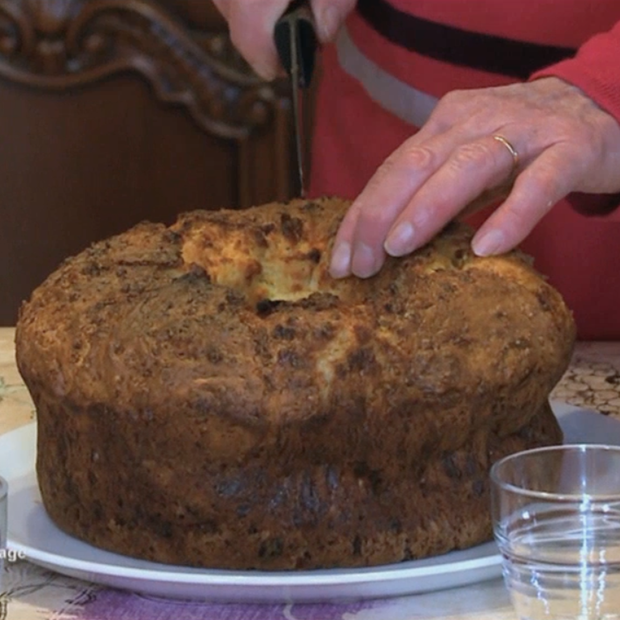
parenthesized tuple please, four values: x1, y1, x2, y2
(274, 0, 318, 198)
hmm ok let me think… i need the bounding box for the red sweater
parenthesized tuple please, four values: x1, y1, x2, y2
(309, 0, 620, 340)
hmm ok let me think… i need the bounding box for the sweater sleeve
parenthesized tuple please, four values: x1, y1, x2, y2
(532, 21, 620, 221)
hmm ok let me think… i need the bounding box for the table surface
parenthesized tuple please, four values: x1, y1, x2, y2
(1, 326, 619, 620)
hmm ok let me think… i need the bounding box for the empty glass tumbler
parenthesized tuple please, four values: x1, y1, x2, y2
(491, 444, 620, 620)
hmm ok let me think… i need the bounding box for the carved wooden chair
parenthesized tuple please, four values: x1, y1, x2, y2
(0, 0, 298, 324)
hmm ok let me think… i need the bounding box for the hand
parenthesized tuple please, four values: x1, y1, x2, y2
(212, 0, 356, 80)
(329, 77, 620, 279)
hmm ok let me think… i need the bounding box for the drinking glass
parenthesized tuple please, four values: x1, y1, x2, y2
(491, 444, 620, 620)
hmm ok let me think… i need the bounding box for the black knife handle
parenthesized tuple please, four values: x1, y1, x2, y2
(274, 1, 318, 88)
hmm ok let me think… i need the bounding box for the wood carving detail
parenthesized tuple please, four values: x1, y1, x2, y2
(0, 0, 284, 138)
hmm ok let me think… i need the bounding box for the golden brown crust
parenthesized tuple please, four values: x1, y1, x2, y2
(16, 197, 575, 569)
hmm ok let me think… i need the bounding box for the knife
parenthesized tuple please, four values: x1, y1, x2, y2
(274, 0, 318, 198)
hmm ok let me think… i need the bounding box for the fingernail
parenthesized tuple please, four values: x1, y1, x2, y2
(319, 6, 339, 41)
(352, 243, 378, 278)
(384, 221, 415, 257)
(330, 242, 351, 278)
(472, 229, 506, 256)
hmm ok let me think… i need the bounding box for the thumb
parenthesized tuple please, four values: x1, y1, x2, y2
(311, 0, 357, 43)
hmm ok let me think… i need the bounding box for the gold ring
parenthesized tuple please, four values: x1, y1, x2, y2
(493, 135, 519, 171)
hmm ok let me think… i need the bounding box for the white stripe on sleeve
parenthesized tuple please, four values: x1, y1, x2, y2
(336, 26, 439, 129)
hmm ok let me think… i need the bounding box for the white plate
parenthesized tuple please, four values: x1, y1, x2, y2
(4, 401, 620, 603)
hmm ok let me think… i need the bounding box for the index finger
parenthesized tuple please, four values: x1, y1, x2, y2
(329, 127, 468, 279)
